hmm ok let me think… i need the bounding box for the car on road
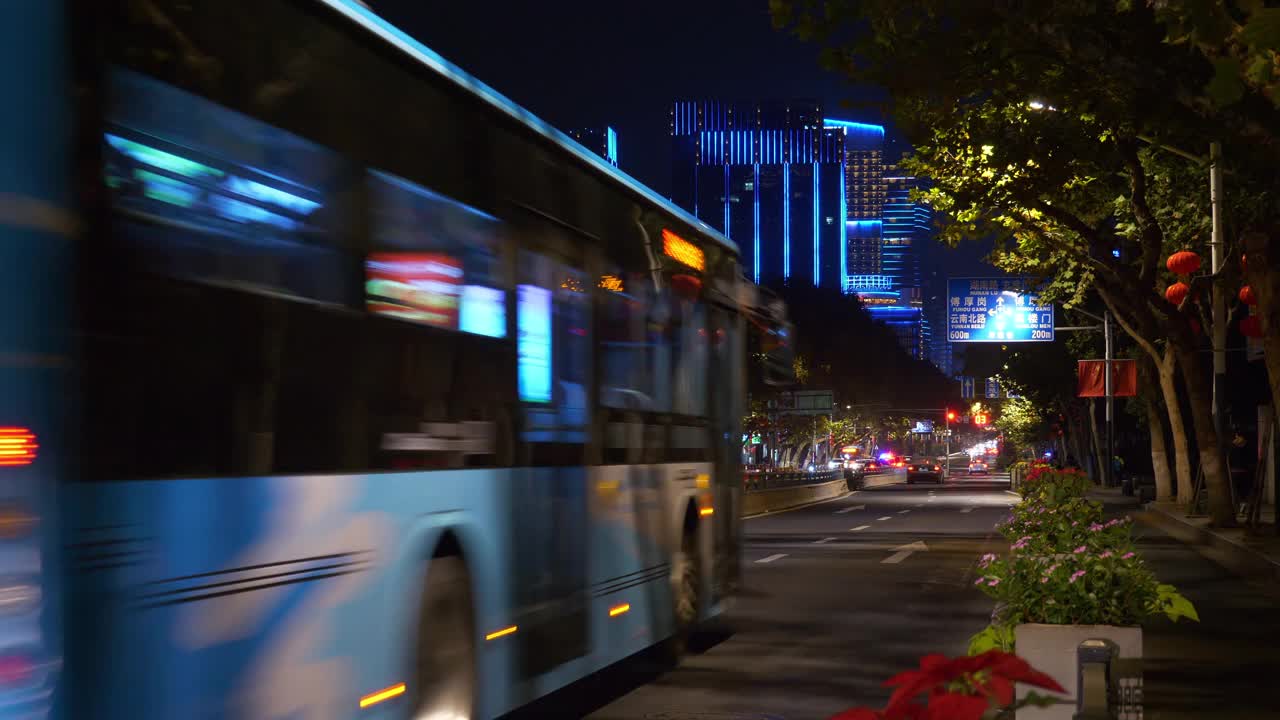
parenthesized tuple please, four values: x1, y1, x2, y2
(905, 460, 943, 484)
(968, 459, 989, 475)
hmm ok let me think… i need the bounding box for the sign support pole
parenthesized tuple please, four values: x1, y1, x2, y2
(1104, 310, 1114, 488)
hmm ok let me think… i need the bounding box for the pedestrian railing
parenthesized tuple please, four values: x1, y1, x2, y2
(743, 468, 845, 492)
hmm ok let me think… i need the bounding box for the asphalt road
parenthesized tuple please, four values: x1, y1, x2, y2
(514, 469, 1018, 720)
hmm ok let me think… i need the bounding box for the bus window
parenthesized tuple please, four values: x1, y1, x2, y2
(671, 286, 708, 418)
(101, 67, 356, 307)
(598, 269, 654, 411)
(518, 252, 589, 448)
(366, 170, 506, 338)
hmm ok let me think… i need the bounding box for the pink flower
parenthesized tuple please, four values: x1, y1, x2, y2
(1069, 570, 1086, 583)
(1122, 551, 1136, 560)
(988, 578, 1001, 587)
(975, 577, 985, 585)
(1041, 576, 1050, 584)
(1073, 545, 1087, 554)
(979, 553, 997, 568)
(1100, 550, 1113, 558)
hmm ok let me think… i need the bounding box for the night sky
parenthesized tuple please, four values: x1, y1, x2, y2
(368, 0, 993, 294)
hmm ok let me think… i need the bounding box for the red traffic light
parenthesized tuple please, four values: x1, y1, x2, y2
(946, 411, 957, 421)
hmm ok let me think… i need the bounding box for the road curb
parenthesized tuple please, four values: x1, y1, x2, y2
(1133, 504, 1280, 584)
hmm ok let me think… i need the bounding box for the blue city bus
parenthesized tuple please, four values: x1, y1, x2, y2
(0, 1, 754, 717)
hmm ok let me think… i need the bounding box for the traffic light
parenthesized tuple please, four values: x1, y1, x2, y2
(946, 410, 957, 422)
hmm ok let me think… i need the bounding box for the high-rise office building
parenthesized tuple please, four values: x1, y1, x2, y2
(882, 167, 931, 309)
(670, 100, 846, 289)
(825, 119, 886, 284)
(567, 126, 618, 167)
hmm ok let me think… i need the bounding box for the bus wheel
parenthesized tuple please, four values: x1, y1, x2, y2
(667, 518, 701, 662)
(412, 555, 476, 719)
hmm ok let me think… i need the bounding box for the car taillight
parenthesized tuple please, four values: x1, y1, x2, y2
(934, 466, 941, 471)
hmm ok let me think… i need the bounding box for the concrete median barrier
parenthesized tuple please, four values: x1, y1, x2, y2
(743, 475, 849, 517)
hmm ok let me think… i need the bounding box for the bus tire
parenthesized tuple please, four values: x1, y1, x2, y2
(411, 555, 477, 719)
(665, 506, 701, 663)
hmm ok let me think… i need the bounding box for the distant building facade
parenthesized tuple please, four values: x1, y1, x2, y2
(670, 100, 846, 289)
(567, 126, 618, 167)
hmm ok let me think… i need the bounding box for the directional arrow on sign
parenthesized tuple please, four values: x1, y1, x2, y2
(881, 541, 928, 564)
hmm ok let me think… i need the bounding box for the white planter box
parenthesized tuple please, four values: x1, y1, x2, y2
(1014, 623, 1142, 720)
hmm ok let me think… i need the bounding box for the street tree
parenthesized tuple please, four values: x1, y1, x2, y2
(769, 0, 1279, 525)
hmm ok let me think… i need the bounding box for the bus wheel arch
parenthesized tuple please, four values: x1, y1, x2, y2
(410, 531, 478, 719)
(667, 500, 702, 662)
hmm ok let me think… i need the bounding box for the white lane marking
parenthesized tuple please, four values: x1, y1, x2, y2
(914, 504, 924, 508)
(960, 507, 975, 513)
(850, 525, 871, 532)
(813, 537, 837, 545)
(756, 554, 788, 564)
(877, 516, 892, 521)
(881, 541, 929, 564)
(927, 497, 936, 502)
(897, 509, 911, 514)
(834, 504, 866, 514)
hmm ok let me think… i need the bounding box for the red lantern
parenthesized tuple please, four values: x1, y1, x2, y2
(1165, 281, 1191, 306)
(1166, 250, 1202, 275)
(1240, 315, 1262, 338)
(1239, 285, 1258, 306)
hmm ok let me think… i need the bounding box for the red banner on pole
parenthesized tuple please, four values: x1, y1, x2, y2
(1077, 359, 1138, 397)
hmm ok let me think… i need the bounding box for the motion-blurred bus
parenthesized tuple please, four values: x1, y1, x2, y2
(0, 2, 751, 717)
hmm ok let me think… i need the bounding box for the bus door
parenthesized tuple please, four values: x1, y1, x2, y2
(508, 228, 591, 680)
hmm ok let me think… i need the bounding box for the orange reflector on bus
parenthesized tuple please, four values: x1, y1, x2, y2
(359, 682, 406, 709)
(0, 428, 37, 466)
(695, 473, 710, 489)
(485, 625, 518, 641)
(609, 603, 631, 617)
(699, 507, 714, 516)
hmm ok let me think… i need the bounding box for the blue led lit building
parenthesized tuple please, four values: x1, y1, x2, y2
(825, 119, 887, 280)
(567, 126, 618, 167)
(670, 100, 847, 288)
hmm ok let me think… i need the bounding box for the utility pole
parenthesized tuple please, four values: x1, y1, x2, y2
(1209, 141, 1228, 447)
(1058, 311, 1113, 486)
(1104, 310, 1115, 488)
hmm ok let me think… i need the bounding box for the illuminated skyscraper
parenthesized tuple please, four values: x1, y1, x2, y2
(567, 126, 618, 167)
(825, 119, 887, 282)
(670, 100, 846, 288)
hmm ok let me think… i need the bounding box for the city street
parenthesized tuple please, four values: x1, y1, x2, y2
(508, 470, 1019, 719)
(503, 471, 1280, 720)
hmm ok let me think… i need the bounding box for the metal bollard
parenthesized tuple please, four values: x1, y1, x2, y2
(1075, 639, 1118, 719)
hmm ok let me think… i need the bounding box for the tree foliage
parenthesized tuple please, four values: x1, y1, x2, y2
(770, 0, 1279, 525)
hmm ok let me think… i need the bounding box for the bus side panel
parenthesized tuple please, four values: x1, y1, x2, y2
(587, 464, 672, 668)
(64, 470, 520, 719)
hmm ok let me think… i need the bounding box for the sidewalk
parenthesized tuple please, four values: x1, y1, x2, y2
(1090, 487, 1280, 719)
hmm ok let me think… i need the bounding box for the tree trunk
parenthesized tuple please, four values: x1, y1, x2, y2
(1145, 399, 1174, 501)
(1175, 343, 1236, 526)
(1154, 348, 1195, 501)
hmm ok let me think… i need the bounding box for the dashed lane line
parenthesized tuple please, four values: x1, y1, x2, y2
(813, 537, 837, 544)
(877, 516, 892, 521)
(960, 507, 975, 513)
(850, 525, 871, 532)
(756, 554, 788, 563)
(897, 509, 911, 514)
